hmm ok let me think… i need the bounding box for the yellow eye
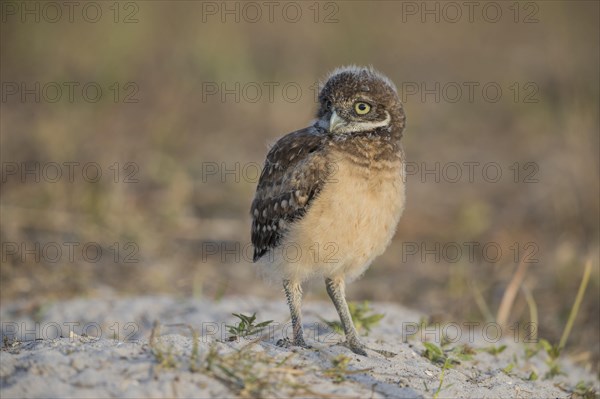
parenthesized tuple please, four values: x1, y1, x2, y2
(354, 102, 371, 115)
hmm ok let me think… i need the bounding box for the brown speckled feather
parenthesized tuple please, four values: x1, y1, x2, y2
(250, 126, 330, 261)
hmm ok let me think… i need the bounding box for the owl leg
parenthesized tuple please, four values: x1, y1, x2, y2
(325, 277, 368, 356)
(283, 279, 308, 348)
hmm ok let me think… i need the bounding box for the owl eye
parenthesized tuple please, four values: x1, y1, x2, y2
(354, 102, 371, 115)
(324, 99, 332, 110)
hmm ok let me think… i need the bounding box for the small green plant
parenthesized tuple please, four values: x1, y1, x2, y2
(524, 344, 540, 360)
(422, 342, 475, 370)
(204, 343, 219, 371)
(188, 326, 200, 373)
(322, 301, 384, 336)
(148, 321, 177, 369)
(527, 370, 538, 381)
(433, 358, 453, 399)
(322, 354, 372, 384)
(544, 360, 564, 379)
(226, 313, 273, 340)
(538, 338, 564, 378)
(539, 339, 560, 360)
(482, 344, 507, 356)
(449, 344, 476, 361)
(573, 380, 597, 399)
(202, 341, 333, 397)
(153, 344, 177, 368)
(502, 363, 514, 375)
(422, 342, 446, 364)
(422, 342, 468, 368)
(557, 261, 592, 354)
(324, 355, 351, 383)
(537, 261, 592, 379)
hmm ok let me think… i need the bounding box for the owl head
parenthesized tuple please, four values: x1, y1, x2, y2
(315, 66, 405, 138)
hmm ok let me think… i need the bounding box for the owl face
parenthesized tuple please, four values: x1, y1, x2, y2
(315, 66, 402, 135)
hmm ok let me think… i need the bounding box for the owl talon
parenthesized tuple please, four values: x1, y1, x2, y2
(345, 338, 368, 356)
(294, 336, 309, 348)
(276, 337, 311, 350)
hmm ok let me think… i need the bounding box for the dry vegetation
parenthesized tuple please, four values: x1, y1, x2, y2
(1, 0, 598, 375)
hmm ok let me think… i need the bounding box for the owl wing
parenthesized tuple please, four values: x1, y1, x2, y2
(251, 126, 329, 262)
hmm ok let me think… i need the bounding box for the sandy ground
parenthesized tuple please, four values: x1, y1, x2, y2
(1, 295, 598, 398)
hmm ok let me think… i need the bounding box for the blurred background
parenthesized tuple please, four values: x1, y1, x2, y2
(1, 1, 598, 372)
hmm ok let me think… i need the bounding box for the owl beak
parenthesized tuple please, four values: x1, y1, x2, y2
(329, 110, 346, 133)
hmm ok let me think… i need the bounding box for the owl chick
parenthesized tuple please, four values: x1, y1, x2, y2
(251, 66, 406, 355)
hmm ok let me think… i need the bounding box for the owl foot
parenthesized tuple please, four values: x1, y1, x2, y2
(344, 337, 368, 356)
(276, 336, 312, 350)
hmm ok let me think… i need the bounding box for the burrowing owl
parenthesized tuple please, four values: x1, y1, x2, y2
(251, 66, 406, 355)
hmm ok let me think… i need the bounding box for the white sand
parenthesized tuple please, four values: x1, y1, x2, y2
(1, 296, 597, 398)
